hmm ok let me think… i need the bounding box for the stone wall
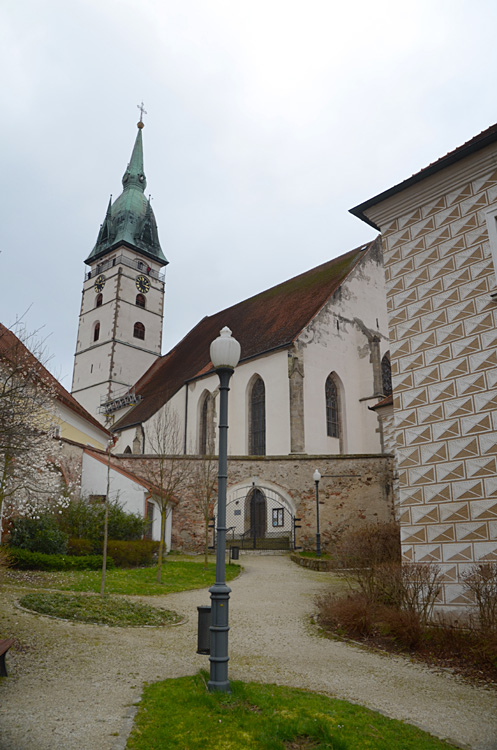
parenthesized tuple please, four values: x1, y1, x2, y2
(116, 453, 395, 553)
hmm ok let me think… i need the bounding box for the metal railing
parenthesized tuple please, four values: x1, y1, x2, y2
(84, 254, 165, 282)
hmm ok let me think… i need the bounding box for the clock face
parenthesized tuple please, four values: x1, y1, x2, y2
(136, 274, 151, 293)
(95, 274, 106, 293)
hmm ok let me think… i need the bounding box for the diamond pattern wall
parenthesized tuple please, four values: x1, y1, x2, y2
(381, 163, 497, 608)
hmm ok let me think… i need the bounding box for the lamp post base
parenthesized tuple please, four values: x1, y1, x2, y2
(208, 581, 231, 692)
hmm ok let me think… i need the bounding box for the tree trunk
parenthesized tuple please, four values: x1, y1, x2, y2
(157, 507, 167, 583)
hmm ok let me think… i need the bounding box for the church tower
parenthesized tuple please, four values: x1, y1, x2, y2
(71, 116, 168, 421)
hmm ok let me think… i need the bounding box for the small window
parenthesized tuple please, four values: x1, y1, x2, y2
(124, 445, 132, 454)
(272, 508, 284, 527)
(136, 294, 146, 308)
(133, 322, 145, 340)
(93, 322, 100, 342)
(96, 293, 103, 308)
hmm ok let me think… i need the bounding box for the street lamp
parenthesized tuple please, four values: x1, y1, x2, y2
(313, 469, 321, 557)
(208, 326, 241, 693)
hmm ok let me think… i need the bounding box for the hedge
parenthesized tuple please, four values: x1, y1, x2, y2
(105, 540, 159, 567)
(7, 547, 115, 571)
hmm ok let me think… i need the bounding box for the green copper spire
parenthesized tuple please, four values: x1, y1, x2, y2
(85, 122, 167, 266)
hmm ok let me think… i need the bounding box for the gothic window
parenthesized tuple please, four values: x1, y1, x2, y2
(93, 322, 100, 342)
(199, 394, 210, 455)
(249, 377, 266, 455)
(133, 322, 145, 340)
(123, 445, 132, 454)
(96, 293, 103, 308)
(136, 294, 146, 308)
(381, 353, 392, 396)
(325, 374, 339, 438)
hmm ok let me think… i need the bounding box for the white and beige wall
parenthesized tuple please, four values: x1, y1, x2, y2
(363, 147, 497, 609)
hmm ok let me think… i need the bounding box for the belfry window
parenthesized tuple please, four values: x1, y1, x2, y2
(133, 322, 145, 340)
(325, 374, 339, 438)
(93, 322, 100, 343)
(136, 294, 146, 308)
(96, 293, 103, 308)
(249, 377, 266, 456)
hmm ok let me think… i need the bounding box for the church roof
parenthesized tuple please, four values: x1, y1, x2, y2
(350, 121, 497, 230)
(0, 323, 110, 438)
(113, 240, 376, 432)
(85, 124, 168, 266)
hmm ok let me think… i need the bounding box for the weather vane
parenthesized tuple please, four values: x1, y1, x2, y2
(137, 101, 147, 128)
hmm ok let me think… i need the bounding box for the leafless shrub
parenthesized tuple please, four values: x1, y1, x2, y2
(333, 521, 401, 569)
(316, 591, 376, 638)
(463, 562, 497, 631)
(376, 605, 423, 649)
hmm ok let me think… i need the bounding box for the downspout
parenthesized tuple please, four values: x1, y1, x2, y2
(140, 423, 146, 454)
(183, 383, 188, 455)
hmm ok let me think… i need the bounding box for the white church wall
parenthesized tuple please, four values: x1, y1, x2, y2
(55, 401, 109, 450)
(300, 245, 389, 455)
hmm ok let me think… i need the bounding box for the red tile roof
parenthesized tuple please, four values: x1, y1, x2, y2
(0, 323, 110, 438)
(369, 393, 393, 411)
(83, 446, 175, 501)
(113, 240, 376, 431)
(350, 121, 497, 229)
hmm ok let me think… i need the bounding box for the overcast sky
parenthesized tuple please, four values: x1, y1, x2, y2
(2, 0, 497, 389)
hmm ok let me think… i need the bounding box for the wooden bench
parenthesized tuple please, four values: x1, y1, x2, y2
(0, 638, 14, 677)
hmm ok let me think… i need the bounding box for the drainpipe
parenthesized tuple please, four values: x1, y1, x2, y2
(184, 383, 189, 455)
(140, 423, 146, 454)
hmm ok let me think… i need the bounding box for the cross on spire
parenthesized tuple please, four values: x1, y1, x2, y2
(137, 101, 147, 127)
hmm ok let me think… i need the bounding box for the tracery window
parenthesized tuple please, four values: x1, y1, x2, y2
(133, 322, 145, 340)
(249, 377, 266, 455)
(381, 353, 392, 396)
(136, 294, 146, 308)
(325, 374, 339, 438)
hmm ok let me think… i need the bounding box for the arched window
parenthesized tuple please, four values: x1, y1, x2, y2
(93, 322, 100, 342)
(136, 293, 146, 308)
(96, 293, 103, 308)
(123, 445, 132, 454)
(325, 374, 339, 438)
(200, 395, 209, 455)
(381, 353, 392, 396)
(133, 322, 145, 340)
(249, 377, 266, 455)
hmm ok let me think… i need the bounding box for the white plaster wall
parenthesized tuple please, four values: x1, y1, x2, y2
(80, 452, 169, 545)
(300, 247, 388, 455)
(183, 350, 290, 456)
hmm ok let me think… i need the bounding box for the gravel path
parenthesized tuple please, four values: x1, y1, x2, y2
(0, 554, 496, 750)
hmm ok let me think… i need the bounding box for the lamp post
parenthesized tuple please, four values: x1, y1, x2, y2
(313, 469, 321, 557)
(208, 326, 241, 693)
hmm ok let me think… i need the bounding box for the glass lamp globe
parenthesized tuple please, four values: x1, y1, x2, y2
(210, 327, 241, 369)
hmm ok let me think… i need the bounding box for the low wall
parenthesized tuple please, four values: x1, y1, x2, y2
(116, 453, 395, 553)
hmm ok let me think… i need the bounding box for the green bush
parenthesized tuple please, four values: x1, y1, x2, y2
(67, 538, 93, 556)
(7, 547, 114, 571)
(9, 514, 68, 555)
(105, 540, 159, 567)
(58, 498, 147, 547)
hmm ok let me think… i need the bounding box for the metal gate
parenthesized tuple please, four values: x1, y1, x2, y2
(218, 486, 296, 551)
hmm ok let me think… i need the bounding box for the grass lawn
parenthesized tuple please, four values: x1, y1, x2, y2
(19, 592, 181, 627)
(126, 673, 459, 750)
(6, 560, 241, 596)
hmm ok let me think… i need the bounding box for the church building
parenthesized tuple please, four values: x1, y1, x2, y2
(70, 119, 395, 553)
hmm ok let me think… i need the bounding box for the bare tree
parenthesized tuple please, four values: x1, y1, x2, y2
(190, 455, 217, 568)
(0, 323, 65, 536)
(146, 407, 190, 583)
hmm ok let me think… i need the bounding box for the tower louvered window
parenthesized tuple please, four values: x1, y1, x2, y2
(250, 377, 266, 456)
(133, 322, 145, 340)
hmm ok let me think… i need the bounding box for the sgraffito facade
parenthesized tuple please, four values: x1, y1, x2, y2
(352, 126, 497, 609)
